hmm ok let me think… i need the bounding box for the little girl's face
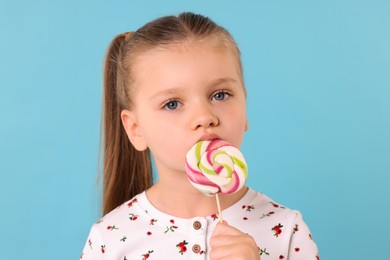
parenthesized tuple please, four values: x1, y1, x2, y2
(122, 40, 248, 176)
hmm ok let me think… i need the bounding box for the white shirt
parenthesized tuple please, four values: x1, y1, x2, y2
(81, 188, 319, 259)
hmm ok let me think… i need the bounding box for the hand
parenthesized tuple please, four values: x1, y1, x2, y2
(209, 221, 260, 260)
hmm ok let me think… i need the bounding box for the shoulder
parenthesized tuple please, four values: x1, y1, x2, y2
(92, 194, 146, 233)
(242, 189, 308, 233)
(227, 188, 319, 259)
(235, 188, 300, 220)
(81, 194, 148, 259)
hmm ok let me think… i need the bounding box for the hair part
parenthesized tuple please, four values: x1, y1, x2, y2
(101, 12, 244, 215)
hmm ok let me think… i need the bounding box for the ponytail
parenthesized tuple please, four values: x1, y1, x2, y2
(101, 33, 153, 216)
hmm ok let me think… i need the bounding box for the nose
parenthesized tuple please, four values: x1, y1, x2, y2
(190, 105, 219, 130)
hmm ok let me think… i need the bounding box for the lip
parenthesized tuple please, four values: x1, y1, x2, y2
(199, 133, 220, 142)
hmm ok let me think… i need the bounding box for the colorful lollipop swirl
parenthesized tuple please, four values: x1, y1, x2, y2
(185, 139, 248, 196)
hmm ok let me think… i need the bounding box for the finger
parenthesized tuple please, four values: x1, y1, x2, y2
(210, 232, 254, 249)
(212, 221, 245, 237)
(209, 239, 260, 260)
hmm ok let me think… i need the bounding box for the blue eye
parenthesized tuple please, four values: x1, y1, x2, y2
(212, 91, 229, 101)
(164, 100, 179, 110)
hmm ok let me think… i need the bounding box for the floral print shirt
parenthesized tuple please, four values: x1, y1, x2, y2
(81, 188, 319, 259)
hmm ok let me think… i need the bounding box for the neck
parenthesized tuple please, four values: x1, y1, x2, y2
(146, 171, 247, 219)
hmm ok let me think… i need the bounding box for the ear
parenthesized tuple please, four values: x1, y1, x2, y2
(244, 117, 249, 131)
(121, 110, 148, 151)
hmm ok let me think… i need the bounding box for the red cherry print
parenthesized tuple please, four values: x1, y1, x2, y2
(101, 245, 106, 254)
(295, 247, 300, 252)
(243, 217, 248, 220)
(170, 219, 175, 224)
(279, 256, 284, 259)
(129, 213, 139, 221)
(146, 231, 152, 236)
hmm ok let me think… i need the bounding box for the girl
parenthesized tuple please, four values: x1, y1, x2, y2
(81, 12, 319, 260)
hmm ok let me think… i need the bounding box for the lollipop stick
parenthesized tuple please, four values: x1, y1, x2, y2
(215, 193, 223, 222)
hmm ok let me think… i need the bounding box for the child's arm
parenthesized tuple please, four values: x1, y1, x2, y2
(210, 221, 260, 260)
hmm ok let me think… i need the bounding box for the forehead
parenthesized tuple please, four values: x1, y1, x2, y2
(131, 39, 242, 85)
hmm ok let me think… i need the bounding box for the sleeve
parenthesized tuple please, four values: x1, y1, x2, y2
(288, 211, 320, 260)
(80, 225, 106, 260)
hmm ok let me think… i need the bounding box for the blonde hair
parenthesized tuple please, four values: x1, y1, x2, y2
(101, 12, 243, 215)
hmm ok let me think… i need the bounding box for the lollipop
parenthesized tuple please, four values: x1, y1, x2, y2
(185, 139, 248, 220)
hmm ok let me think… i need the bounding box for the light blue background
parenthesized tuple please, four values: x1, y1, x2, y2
(1, 0, 389, 259)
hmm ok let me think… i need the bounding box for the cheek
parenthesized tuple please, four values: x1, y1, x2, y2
(145, 126, 186, 155)
(225, 106, 247, 146)
(226, 105, 246, 126)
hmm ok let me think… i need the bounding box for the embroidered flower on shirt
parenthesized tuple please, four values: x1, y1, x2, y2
(165, 219, 178, 233)
(142, 250, 154, 259)
(149, 218, 157, 225)
(88, 239, 92, 249)
(127, 198, 138, 207)
(107, 225, 118, 231)
(242, 205, 255, 211)
(101, 245, 106, 254)
(293, 224, 299, 233)
(176, 240, 188, 255)
(210, 213, 218, 221)
(272, 223, 283, 237)
(260, 211, 275, 218)
(270, 202, 285, 209)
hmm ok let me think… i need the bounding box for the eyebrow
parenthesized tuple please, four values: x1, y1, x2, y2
(149, 77, 240, 100)
(209, 77, 240, 88)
